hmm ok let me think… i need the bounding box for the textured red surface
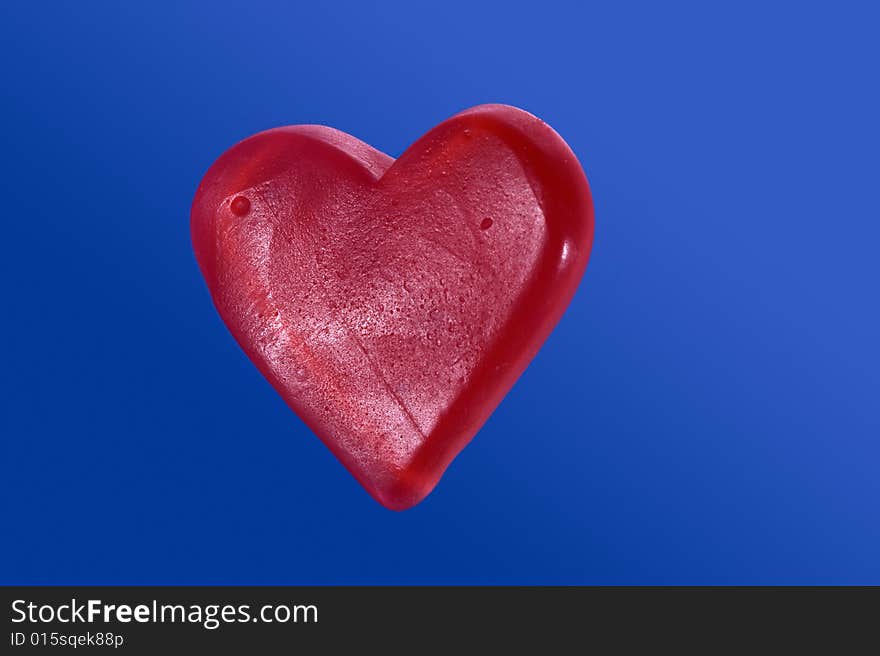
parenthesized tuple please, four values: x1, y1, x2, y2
(191, 104, 594, 509)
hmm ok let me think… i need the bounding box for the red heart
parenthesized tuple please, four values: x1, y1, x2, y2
(191, 104, 593, 510)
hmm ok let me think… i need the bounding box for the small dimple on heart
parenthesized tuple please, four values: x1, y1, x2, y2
(230, 195, 251, 216)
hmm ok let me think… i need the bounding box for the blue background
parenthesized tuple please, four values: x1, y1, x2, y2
(2, 1, 878, 584)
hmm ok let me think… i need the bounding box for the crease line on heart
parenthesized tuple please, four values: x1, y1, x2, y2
(343, 325, 427, 442)
(418, 233, 471, 267)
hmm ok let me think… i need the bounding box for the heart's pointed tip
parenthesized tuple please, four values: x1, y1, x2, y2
(370, 470, 440, 512)
(376, 495, 424, 513)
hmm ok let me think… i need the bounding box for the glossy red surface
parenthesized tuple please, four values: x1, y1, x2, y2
(191, 104, 594, 509)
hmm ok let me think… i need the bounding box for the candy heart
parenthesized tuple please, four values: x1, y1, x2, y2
(191, 104, 593, 510)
